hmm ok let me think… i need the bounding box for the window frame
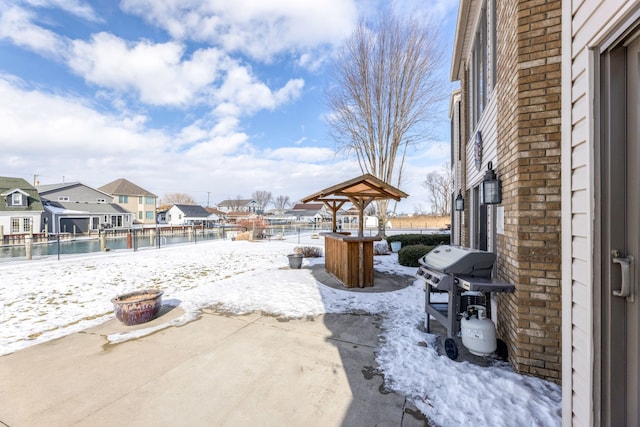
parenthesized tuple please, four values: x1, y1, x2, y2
(468, 0, 496, 132)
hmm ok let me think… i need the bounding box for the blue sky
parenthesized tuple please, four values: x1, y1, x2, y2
(0, 0, 459, 213)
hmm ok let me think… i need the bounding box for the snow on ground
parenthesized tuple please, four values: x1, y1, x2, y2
(0, 236, 561, 426)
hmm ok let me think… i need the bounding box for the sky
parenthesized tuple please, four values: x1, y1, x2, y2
(0, 236, 562, 425)
(0, 0, 460, 213)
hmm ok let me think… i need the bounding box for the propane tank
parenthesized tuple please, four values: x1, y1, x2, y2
(461, 305, 497, 356)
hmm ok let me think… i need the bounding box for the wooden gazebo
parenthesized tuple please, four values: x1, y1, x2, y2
(301, 174, 408, 288)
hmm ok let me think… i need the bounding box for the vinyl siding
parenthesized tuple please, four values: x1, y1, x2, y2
(562, 0, 639, 425)
(466, 94, 498, 187)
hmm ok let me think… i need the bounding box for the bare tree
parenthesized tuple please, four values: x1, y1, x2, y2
(229, 195, 245, 212)
(326, 7, 446, 235)
(413, 204, 427, 215)
(273, 195, 291, 210)
(364, 203, 377, 216)
(252, 190, 272, 213)
(422, 162, 452, 216)
(162, 192, 196, 205)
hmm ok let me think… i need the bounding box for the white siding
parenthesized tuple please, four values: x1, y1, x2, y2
(466, 94, 498, 187)
(166, 206, 185, 226)
(450, 91, 463, 246)
(562, 0, 639, 425)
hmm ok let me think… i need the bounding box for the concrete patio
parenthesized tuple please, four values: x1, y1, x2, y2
(0, 290, 431, 426)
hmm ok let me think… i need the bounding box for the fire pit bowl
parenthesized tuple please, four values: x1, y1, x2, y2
(111, 289, 164, 326)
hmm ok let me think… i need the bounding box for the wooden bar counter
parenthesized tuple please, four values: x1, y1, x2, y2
(321, 232, 381, 288)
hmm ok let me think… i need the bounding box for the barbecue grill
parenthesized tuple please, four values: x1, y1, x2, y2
(415, 245, 514, 360)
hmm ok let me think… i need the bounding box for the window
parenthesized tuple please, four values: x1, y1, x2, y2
(23, 218, 31, 233)
(138, 211, 143, 220)
(139, 196, 143, 204)
(11, 193, 23, 206)
(468, 0, 496, 131)
(145, 197, 154, 205)
(112, 216, 123, 227)
(119, 195, 129, 203)
(145, 211, 154, 220)
(11, 218, 20, 233)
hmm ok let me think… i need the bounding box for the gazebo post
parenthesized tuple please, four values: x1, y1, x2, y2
(323, 200, 345, 232)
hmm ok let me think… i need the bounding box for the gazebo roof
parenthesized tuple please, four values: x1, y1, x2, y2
(300, 174, 408, 204)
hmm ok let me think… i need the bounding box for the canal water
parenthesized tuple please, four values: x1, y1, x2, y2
(0, 224, 334, 261)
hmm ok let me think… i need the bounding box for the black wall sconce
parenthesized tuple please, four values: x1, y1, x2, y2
(481, 161, 502, 205)
(455, 190, 464, 211)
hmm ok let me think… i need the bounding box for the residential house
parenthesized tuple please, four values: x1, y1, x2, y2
(450, 0, 562, 387)
(339, 206, 360, 229)
(286, 203, 331, 224)
(223, 210, 258, 224)
(98, 178, 158, 225)
(217, 199, 259, 213)
(165, 204, 211, 226)
(204, 207, 224, 224)
(37, 182, 133, 233)
(562, 1, 640, 425)
(0, 176, 44, 237)
(263, 209, 296, 225)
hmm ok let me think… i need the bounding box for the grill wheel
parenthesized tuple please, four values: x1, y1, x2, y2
(444, 338, 458, 360)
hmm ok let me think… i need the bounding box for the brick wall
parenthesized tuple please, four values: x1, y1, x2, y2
(494, 0, 562, 382)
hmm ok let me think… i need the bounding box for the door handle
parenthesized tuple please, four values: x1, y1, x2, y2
(612, 255, 634, 302)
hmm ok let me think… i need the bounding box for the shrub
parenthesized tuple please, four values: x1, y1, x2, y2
(397, 244, 434, 267)
(386, 233, 450, 249)
(238, 218, 267, 240)
(294, 246, 323, 257)
(235, 231, 252, 241)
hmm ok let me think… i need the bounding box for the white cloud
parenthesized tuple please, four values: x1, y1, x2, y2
(177, 117, 250, 156)
(21, 0, 100, 22)
(120, 0, 358, 63)
(0, 76, 165, 154)
(0, 76, 357, 207)
(68, 33, 223, 106)
(0, 5, 68, 58)
(213, 63, 304, 116)
(65, 32, 305, 114)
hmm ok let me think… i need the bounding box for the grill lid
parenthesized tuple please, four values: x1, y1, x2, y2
(419, 245, 496, 275)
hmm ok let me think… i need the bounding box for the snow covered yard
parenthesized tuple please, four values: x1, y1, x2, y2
(0, 238, 561, 426)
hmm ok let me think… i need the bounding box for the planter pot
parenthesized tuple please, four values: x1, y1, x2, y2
(112, 289, 163, 326)
(391, 241, 402, 252)
(287, 253, 303, 269)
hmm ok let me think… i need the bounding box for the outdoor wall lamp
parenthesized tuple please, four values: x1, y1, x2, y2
(481, 161, 502, 205)
(455, 190, 464, 211)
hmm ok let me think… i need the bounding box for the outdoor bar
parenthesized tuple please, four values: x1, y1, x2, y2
(301, 174, 408, 288)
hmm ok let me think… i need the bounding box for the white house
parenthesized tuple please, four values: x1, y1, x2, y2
(217, 199, 259, 213)
(0, 176, 44, 236)
(166, 204, 211, 226)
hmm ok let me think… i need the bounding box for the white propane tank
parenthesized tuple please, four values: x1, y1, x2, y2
(461, 305, 497, 356)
